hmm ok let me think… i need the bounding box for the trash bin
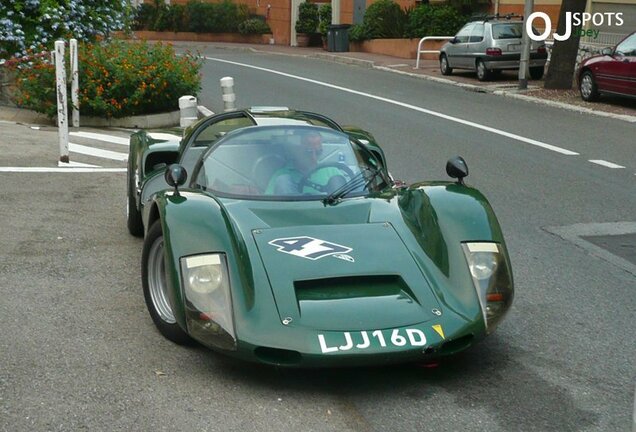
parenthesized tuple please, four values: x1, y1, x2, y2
(327, 24, 351, 52)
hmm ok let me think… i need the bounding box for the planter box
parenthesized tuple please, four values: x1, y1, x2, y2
(119, 31, 274, 45)
(349, 38, 448, 60)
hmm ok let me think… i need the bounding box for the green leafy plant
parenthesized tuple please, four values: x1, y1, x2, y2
(405, 4, 467, 38)
(360, 0, 407, 39)
(295, 1, 319, 34)
(348, 24, 371, 42)
(9, 40, 202, 119)
(238, 18, 272, 35)
(318, 4, 332, 36)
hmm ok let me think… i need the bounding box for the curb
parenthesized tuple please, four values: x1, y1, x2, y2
(0, 106, 181, 128)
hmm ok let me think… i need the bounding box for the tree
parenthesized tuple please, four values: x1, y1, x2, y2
(543, 0, 587, 89)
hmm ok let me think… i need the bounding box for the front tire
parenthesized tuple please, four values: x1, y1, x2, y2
(476, 60, 491, 81)
(440, 54, 452, 76)
(580, 71, 599, 102)
(142, 220, 194, 345)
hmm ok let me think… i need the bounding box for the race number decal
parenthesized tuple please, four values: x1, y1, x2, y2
(269, 236, 352, 260)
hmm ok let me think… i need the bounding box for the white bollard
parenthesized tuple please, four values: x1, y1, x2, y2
(220, 76, 236, 112)
(55, 40, 69, 164)
(70, 38, 79, 128)
(179, 95, 198, 127)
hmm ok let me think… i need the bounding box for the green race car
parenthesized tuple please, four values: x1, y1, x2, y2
(127, 107, 513, 367)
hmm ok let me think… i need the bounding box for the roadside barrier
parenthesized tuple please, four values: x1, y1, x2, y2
(415, 36, 454, 70)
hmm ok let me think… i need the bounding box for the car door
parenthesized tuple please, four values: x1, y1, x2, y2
(604, 33, 636, 96)
(466, 23, 485, 68)
(446, 24, 474, 69)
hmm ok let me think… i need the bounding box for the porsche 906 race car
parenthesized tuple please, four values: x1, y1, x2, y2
(127, 107, 514, 367)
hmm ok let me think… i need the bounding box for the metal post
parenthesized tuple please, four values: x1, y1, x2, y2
(518, 0, 534, 90)
(70, 38, 79, 128)
(55, 40, 69, 164)
(220, 77, 236, 112)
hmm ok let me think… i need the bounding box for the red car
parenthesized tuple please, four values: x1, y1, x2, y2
(578, 31, 636, 102)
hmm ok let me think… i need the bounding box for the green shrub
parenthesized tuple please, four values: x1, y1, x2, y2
(295, 2, 319, 34)
(238, 18, 272, 35)
(348, 24, 371, 42)
(133, 3, 156, 31)
(318, 4, 332, 36)
(405, 4, 467, 38)
(154, 4, 187, 32)
(184, 0, 245, 33)
(10, 40, 202, 119)
(361, 0, 407, 39)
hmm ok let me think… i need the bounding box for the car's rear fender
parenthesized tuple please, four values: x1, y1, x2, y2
(394, 182, 512, 324)
(129, 130, 181, 186)
(341, 126, 388, 171)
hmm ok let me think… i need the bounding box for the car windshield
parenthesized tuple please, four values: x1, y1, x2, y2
(193, 125, 388, 200)
(492, 23, 523, 39)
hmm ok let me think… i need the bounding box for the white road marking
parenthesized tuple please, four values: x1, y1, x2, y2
(69, 143, 128, 161)
(69, 131, 129, 145)
(58, 160, 100, 167)
(0, 167, 126, 173)
(589, 159, 625, 169)
(204, 57, 580, 156)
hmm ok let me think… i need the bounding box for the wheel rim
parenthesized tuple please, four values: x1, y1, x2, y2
(148, 236, 176, 324)
(581, 75, 593, 98)
(441, 57, 448, 73)
(477, 62, 485, 79)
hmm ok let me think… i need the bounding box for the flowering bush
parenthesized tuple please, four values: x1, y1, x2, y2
(0, 0, 132, 60)
(10, 40, 202, 118)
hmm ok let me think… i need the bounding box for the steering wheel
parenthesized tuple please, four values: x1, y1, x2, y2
(298, 162, 355, 194)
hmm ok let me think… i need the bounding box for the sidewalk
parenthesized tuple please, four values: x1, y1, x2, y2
(180, 41, 636, 123)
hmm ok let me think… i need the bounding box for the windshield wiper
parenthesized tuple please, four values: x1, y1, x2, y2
(323, 167, 383, 206)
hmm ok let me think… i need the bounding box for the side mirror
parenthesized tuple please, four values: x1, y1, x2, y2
(449, 37, 458, 44)
(446, 156, 469, 185)
(601, 47, 614, 56)
(165, 164, 187, 196)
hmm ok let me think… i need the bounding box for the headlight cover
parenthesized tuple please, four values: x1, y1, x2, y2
(180, 254, 236, 350)
(461, 242, 513, 333)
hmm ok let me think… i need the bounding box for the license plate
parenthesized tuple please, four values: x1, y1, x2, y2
(507, 44, 522, 52)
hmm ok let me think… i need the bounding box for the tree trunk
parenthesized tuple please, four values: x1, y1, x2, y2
(543, 0, 587, 89)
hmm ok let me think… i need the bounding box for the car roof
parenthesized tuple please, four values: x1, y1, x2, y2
(468, 14, 524, 24)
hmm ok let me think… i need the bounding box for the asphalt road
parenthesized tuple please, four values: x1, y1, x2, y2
(1, 47, 635, 432)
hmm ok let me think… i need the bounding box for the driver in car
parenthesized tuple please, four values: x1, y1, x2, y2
(265, 131, 346, 195)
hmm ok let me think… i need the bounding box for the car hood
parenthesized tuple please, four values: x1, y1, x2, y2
(223, 200, 443, 331)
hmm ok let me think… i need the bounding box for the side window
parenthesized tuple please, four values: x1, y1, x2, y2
(192, 114, 254, 148)
(469, 23, 484, 43)
(615, 34, 636, 56)
(455, 24, 474, 43)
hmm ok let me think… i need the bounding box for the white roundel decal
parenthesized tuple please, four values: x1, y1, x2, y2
(269, 236, 353, 261)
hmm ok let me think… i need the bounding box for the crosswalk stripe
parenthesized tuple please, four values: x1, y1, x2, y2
(58, 160, 100, 167)
(69, 142, 128, 161)
(69, 131, 129, 146)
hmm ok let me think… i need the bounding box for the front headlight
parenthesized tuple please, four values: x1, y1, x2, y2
(180, 254, 236, 350)
(462, 242, 513, 333)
